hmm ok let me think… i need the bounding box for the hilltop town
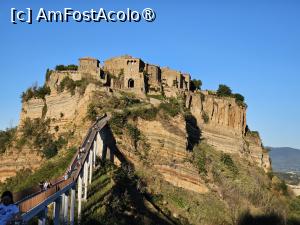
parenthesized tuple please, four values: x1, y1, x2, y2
(2, 55, 297, 225)
(49, 55, 191, 98)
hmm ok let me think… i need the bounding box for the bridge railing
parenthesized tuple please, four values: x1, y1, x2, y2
(14, 114, 108, 215)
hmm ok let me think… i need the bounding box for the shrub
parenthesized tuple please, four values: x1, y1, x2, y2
(233, 93, 245, 102)
(120, 95, 140, 106)
(109, 111, 129, 135)
(87, 92, 141, 121)
(190, 79, 202, 91)
(197, 150, 207, 176)
(55, 64, 78, 71)
(220, 153, 238, 175)
(147, 94, 164, 101)
(45, 69, 52, 81)
(21, 84, 51, 102)
(159, 98, 181, 117)
(202, 112, 209, 123)
(192, 144, 209, 176)
(131, 107, 158, 121)
(18, 118, 67, 158)
(0, 127, 16, 154)
(126, 124, 141, 149)
(272, 176, 288, 195)
(58, 77, 89, 95)
(217, 84, 232, 97)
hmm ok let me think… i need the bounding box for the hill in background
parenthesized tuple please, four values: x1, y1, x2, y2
(269, 147, 300, 173)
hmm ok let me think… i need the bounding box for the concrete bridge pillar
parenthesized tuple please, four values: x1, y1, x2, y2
(83, 161, 88, 200)
(77, 172, 83, 221)
(53, 196, 61, 225)
(38, 206, 48, 225)
(96, 132, 103, 158)
(93, 140, 97, 168)
(70, 187, 76, 225)
(89, 151, 93, 184)
(63, 192, 69, 224)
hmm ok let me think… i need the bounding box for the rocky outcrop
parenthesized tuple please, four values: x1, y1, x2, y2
(0, 81, 103, 182)
(245, 132, 271, 170)
(135, 116, 208, 193)
(0, 147, 43, 182)
(188, 91, 271, 171)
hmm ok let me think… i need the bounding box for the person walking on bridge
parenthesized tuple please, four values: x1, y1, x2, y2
(0, 191, 20, 225)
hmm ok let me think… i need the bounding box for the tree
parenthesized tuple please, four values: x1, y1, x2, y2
(233, 93, 245, 102)
(190, 79, 202, 91)
(217, 84, 232, 96)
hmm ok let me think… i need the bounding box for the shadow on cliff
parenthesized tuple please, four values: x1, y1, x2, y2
(92, 124, 191, 225)
(237, 211, 300, 225)
(185, 113, 202, 151)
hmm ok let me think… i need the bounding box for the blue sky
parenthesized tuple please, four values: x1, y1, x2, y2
(0, 0, 299, 149)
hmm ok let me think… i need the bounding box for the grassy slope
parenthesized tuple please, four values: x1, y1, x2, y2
(81, 163, 182, 225)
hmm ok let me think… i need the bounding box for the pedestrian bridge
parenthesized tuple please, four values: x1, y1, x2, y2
(13, 114, 116, 225)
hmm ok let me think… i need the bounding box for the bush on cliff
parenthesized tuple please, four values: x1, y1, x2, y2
(0, 127, 16, 154)
(217, 84, 232, 97)
(190, 79, 202, 91)
(55, 64, 78, 71)
(158, 98, 181, 117)
(21, 84, 51, 102)
(87, 91, 141, 121)
(18, 118, 67, 158)
(216, 84, 246, 107)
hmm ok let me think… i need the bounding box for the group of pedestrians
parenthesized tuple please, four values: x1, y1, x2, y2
(0, 120, 98, 224)
(38, 181, 51, 191)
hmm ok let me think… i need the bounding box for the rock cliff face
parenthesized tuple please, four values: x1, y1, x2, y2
(187, 91, 271, 170)
(0, 80, 101, 182)
(129, 116, 208, 193)
(0, 146, 42, 182)
(0, 56, 271, 188)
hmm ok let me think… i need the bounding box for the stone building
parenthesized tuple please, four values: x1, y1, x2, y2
(103, 55, 190, 96)
(50, 55, 191, 96)
(78, 57, 101, 80)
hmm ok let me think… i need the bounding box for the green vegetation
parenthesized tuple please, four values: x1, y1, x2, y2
(82, 164, 166, 225)
(193, 146, 207, 176)
(271, 176, 288, 195)
(57, 77, 90, 95)
(21, 84, 51, 102)
(17, 118, 67, 158)
(130, 107, 158, 121)
(126, 124, 141, 149)
(217, 84, 232, 97)
(0, 127, 16, 154)
(45, 69, 53, 81)
(55, 64, 78, 71)
(216, 84, 246, 107)
(220, 153, 238, 175)
(202, 112, 209, 123)
(0, 147, 77, 193)
(87, 92, 141, 121)
(147, 94, 165, 101)
(158, 98, 181, 117)
(190, 79, 202, 91)
(288, 197, 300, 223)
(189, 142, 295, 224)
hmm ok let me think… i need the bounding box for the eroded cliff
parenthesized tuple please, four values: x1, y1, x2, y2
(187, 91, 271, 171)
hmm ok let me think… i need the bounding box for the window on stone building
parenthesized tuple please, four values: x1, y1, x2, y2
(128, 79, 134, 88)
